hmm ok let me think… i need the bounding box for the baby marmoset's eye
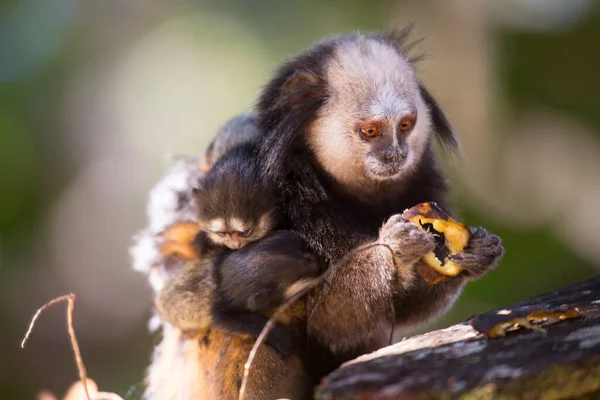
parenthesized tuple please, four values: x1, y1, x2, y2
(239, 229, 253, 237)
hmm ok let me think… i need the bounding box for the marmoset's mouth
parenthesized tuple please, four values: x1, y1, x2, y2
(366, 160, 406, 180)
(364, 147, 408, 180)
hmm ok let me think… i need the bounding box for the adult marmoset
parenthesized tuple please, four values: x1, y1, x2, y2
(249, 28, 504, 382)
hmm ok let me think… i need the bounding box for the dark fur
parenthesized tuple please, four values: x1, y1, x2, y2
(216, 230, 320, 312)
(194, 137, 326, 359)
(160, 140, 311, 358)
(195, 142, 275, 225)
(211, 230, 320, 358)
(193, 141, 320, 357)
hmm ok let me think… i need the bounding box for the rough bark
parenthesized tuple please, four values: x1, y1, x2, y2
(318, 275, 600, 400)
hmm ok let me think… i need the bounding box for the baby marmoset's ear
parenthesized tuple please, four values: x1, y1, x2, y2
(419, 84, 460, 153)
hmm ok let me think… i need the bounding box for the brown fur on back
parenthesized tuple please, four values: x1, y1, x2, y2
(146, 325, 309, 400)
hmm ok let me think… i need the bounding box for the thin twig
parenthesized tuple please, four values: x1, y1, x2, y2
(238, 283, 312, 400)
(21, 293, 92, 400)
(238, 241, 394, 400)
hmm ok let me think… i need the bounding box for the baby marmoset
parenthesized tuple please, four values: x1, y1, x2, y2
(131, 114, 263, 294)
(197, 140, 321, 305)
(194, 143, 276, 251)
(155, 118, 319, 357)
(154, 116, 258, 338)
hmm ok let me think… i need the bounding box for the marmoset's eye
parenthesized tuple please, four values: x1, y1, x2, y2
(239, 229, 252, 237)
(360, 126, 379, 138)
(399, 113, 417, 132)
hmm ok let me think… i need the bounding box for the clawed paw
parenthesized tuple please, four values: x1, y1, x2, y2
(379, 215, 436, 266)
(448, 228, 504, 279)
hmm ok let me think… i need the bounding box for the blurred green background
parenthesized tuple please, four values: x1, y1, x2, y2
(1, 0, 599, 398)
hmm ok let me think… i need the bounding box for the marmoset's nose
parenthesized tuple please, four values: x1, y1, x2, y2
(228, 233, 244, 249)
(381, 144, 407, 163)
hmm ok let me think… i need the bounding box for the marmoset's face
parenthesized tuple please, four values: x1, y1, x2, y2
(307, 38, 432, 187)
(202, 213, 275, 250)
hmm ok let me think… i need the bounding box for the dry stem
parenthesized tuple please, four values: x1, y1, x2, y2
(21, 293, 125, 400)
(22, 294, 91, 400)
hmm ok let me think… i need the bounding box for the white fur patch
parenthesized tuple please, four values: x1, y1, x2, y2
(208, 218, 226, 232)
(129, 229, 160, 273)
(146, 156, 202, 233)
(229, 217, 247, 232)
(148, 266, 166, 293)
